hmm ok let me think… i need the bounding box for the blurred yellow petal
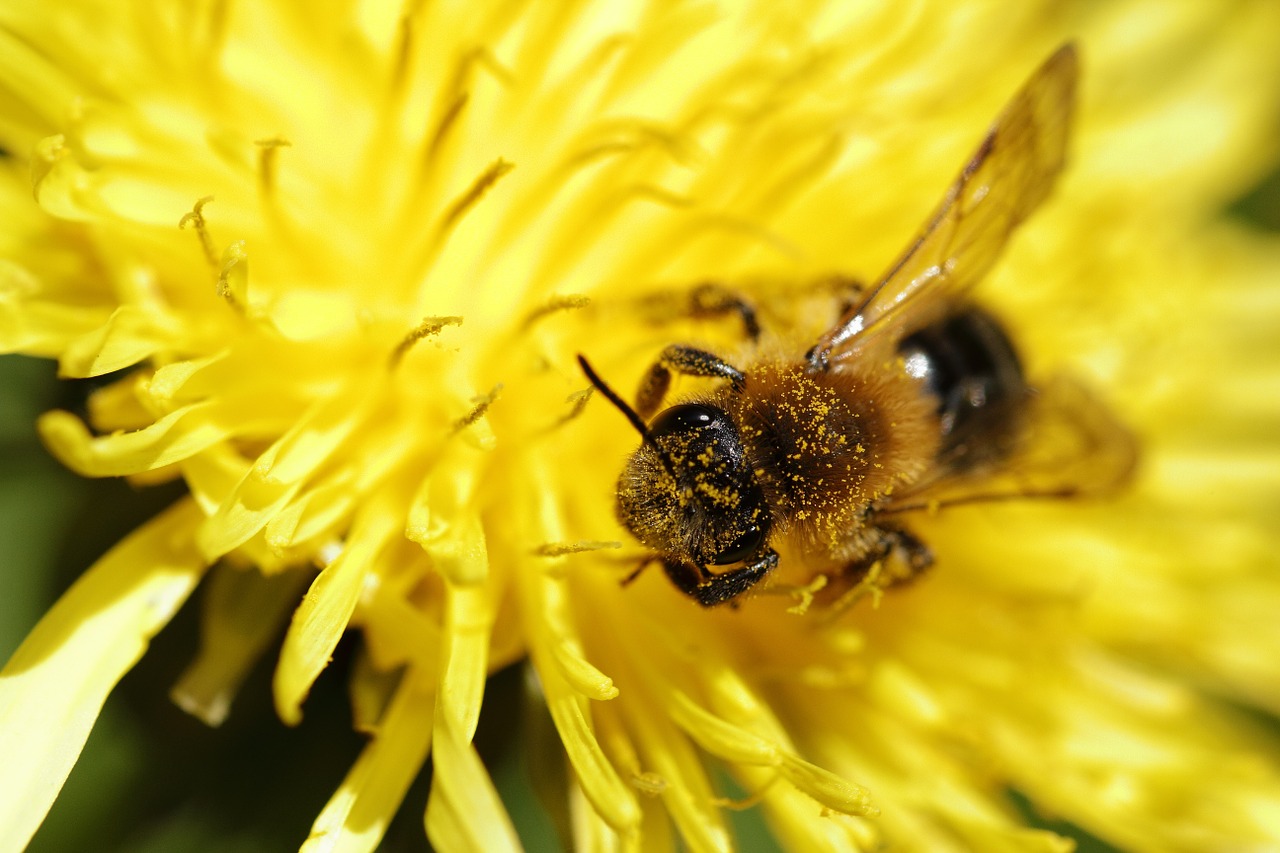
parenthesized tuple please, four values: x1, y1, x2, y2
(426, 708, 522, 853)
(39, 403, 226, 477)
(170, 561, 310, 726)
(0, 499, 206, 849)
(304, 668, 436, 853)
(58, 304, 177, 378)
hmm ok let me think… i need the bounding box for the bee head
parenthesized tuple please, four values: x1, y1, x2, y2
(618, 403, 770, 566)
(577, 356, 771, 568)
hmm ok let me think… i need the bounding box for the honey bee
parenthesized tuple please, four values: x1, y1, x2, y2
(578, 44, 1136, 607)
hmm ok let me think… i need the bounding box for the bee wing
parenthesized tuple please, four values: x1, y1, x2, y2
(809, 44, 1078, 369)
(885, 376, 1138, 513)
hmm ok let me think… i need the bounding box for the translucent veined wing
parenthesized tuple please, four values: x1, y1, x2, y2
(881, 375, 1138, 514)
(807, 44, 1078, 371)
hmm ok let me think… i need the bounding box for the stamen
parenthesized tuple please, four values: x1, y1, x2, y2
(178, 196, 219, 268)
(389, 315, 463, 367)
(534, 541, 622, 557)
(464, 46, 516, 88)
(424, 91, 469, 166)
(452, 385, 502, 432)
(215, 240, 248, 311)
(521, 294, 591, 330)
(191, 0, 231, 63)
(546, 387, 593, 430)
(821, 562, 888, 623)
(711, 774, 781, 810)
(438, 158, 515, 235)
(630, 772, 667, 796)
(255, 137, 292, 199)
(389, 15, 413, 95)
(418, 45, 513, 174)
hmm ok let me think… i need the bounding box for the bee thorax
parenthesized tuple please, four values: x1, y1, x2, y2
(719, 361, 939, 550)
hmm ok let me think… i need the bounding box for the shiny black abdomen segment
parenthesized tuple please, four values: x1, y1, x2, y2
(897, 308, 1026, 459)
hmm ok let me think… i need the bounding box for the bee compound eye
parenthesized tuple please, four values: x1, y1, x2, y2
(647, 404, 721, 438)
(711, 523, 766, 566)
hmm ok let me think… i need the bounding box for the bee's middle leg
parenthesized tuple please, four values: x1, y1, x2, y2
(637, 281, 762, 341)
(842, 526, 935, 591)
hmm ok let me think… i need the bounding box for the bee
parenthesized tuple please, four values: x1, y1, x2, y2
(578, 44, 1136, 607)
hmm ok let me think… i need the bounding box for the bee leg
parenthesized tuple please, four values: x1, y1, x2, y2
(886, 527, 935, 582)
(663, 550, 779, 607)
(822, 274, 866, 316)
(635, 282, 762, 340)
(636, 345, 746, 419)
(844, 527, 934, 589)
(686, 282, 761, 340)
(620, 554, 659, 587)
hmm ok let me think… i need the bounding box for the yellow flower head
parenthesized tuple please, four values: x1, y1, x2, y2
(2, 1, 1280, 850)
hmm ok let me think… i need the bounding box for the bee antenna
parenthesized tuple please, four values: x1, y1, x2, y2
(576, 354, 651, 439)
(576, 355, 685, 487)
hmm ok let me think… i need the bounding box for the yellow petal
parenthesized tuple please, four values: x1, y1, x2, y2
(776, 754, 879, 819)
(196, 387, 371, 559)
(58, 304, 176, 378)
(0, 259, 109, 355)
(170, 562, 309, 727)
(263, 472, 357, 552)
(38, 403, 227, 477)
(274, 506, 400, 725)
(0, 498, 206, 850)
(30, 133, 103, 222)
(536, 653, 639, 835)
(519, 457, 640, 834)
(668, 690, 778, 766)
(620, 688, 732, 853)
(347, 646, 402, 734)
(436, 581, 494, 741)
(425, 709, 521, 853)
(550, 633, 620, 702)
(0, 29, 75, 143)
(303, 668, 436, 853)
(407, 446, 491, 587)
(356, 576, 442, 672)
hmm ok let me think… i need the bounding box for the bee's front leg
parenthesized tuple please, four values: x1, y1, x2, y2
(662, 550, 779, 607)
(635, 345, 746, 419)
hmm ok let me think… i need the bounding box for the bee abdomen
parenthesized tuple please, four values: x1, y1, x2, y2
(897, 308, 1026, 461)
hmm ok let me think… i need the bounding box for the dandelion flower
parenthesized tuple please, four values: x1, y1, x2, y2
(3, 1, 1280, 851)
